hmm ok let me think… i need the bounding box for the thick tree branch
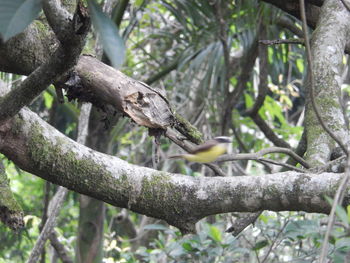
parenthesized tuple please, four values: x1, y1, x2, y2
(42, 0, 72, 40)
(303, 0, 350, 165)
(0, 108, 349, 234)
(71, 56, 174, 129)
(0, 2, 90, 124)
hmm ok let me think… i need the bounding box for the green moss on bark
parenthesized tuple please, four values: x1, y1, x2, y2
(140, 173, 183, 214)
(27, 121, 111, 193)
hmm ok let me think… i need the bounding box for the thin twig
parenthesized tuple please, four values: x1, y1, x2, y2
(49, 231, 73, 263)
(258, 158, 306, 173)
(299, 0, 348, 156)
(259, 38, 304, 46)
(261, 219, 290, 263)
(218, 146, 310, 169)
(310, 155, 347, 173)
(226, 212, 262, 236)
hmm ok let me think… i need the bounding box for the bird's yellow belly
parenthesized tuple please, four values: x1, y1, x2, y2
(184, 145, 227, 163)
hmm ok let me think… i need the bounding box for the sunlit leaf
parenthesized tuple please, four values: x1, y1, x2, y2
(209, 225, 222, 243)
(244, 93, 254, 108)
(88, 0, 126, 68)
(43, 91, 54, 109)
(182, 242, 193, 251)
(0, 0, 42, 41)
(296, 58, 304, 73)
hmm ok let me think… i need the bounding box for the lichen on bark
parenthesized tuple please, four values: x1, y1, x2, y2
(304, 0, 350, 166)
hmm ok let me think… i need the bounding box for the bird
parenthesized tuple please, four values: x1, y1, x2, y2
(169, 136, 232, 163)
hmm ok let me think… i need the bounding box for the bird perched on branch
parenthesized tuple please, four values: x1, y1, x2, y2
(169, 136, 232, 163)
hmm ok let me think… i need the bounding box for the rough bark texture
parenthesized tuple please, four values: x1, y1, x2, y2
(304, 0, 350, 165)
(0, 29, 174, 131)
(0, 107, 348, 233)
(0, 161, 24, 231)
(73, 56, 173, 129)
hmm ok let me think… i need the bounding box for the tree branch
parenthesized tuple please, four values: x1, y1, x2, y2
(0, 161, 24, 230)
(0, 2, 90, 124)
(27, 187, 68, 263)
(49, 231, 73, 263)
(302, 0, 350, 165)
(218, 146, 309, 169)
(251, 114, 291, 148)
(0, 107, 349, 234)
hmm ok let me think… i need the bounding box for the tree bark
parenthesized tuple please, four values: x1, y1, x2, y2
(0, 107, 348, 233)
(304, 0, 350, 165)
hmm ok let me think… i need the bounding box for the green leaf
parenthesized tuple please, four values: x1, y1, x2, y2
(208, 225, 222, 243)
(296, 58, 304, 73)
(244, 93, 254, 109)
(259, 214, 268, 224)
(88, 0, 126, 69)
(324, 196, 348, 227)
(43, 91, 54, 109)
(335, 237, 350, 252)
(335, 204, 349, 228)
(135, 0, 144, 7)
(0, 0, 42, 41)
(182, 242, 193, 251)
(253, 240, 269, 251)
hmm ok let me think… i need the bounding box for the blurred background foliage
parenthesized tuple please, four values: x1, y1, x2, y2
(1, 0, 350, 262)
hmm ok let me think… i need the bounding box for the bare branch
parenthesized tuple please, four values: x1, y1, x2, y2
(218, 147, 309, 169)
(259, 38, 304, 45)
(261, 219, 289, 263)
(27, 187, 68, 263)
(257, 158, 306, 172)
(251, 114, 291, 148)
(226, 212, 262, 236)
(49, 231, 73, 263)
